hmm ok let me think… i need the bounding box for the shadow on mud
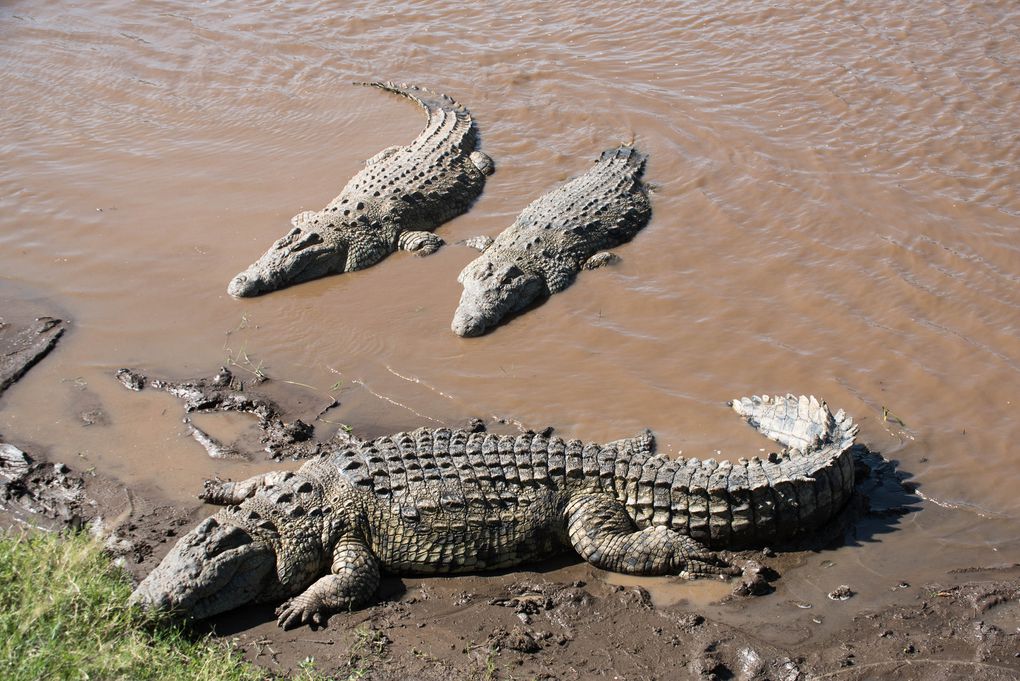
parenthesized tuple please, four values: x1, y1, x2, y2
(844, 445, 923, 543)
(776, 444, 923, 556)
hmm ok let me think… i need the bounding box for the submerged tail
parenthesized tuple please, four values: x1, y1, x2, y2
(355, 81, 466, 117)
(597, 145, 647, 177)
(354, 81, 477, 152)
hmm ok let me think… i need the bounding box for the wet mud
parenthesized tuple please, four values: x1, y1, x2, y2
(4, 446, 1019, 680)
(5, 346, 1016, 679)
(116, 367, 329, 460)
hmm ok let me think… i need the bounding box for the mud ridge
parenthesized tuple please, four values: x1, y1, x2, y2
(116, 367, 338, 460)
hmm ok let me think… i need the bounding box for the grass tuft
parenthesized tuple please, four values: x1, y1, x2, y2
(0, 530, 265, 681)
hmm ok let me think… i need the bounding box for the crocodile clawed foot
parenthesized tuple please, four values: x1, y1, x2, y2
(678, 558, 743, 580)
(199, 478, 227, 504)
(676, 539, 742, 579)
(397, 230, 444, 256)
(275, 596, 331, 630)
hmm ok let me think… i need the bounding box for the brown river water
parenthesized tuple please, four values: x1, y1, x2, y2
(2, 0, 1019, 643)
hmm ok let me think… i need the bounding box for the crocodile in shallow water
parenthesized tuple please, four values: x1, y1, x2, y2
(131, 394, 857, 629)
(227, 82, 494, 297)
(451, 145, 650, 336)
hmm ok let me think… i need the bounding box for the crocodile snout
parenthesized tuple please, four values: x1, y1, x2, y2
(227, 273, 258, 298)
(451, 312, 486, 337)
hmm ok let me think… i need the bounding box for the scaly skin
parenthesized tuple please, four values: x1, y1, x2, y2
(228, 82, 494, 298)
(452, 145, 651, 336)
(131, 394, 857, 629)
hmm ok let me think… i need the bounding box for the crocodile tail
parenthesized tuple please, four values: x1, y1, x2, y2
(730, 394, 854, 453)
(355, 81, 465, 117)
(355, 81, 477, 150)
(725, 394, 858, 546)
(649, 395, 857, 549)
(598, 145, 647, 177)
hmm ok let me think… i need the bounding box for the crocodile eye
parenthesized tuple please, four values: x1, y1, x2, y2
(290, 233, 323, 252)
(206, 525, 253, 554)
(499, 265, 525, 285)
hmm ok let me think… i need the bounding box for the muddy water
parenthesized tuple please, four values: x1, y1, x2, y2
(2, 0, 1019, 643)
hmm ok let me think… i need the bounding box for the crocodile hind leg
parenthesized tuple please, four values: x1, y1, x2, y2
(398, 230, 444, 256)
(470, 150, 495, 176)
(276, 537, 380, 629)
(565, 492, 739, 578)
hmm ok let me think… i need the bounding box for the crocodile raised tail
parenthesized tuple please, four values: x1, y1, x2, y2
(131, 394, 858, 628)
(228, 82, 494, 297)
(452, 145, 651, 336)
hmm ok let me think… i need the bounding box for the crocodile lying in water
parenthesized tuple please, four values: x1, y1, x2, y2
(228, 82, 494, 297)
(131, 394, 857, 628)
(452, 145, 651, 336)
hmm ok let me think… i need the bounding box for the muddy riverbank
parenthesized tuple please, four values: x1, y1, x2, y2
(3, 413, 1019, 680)
(2, 332, 1017, 679)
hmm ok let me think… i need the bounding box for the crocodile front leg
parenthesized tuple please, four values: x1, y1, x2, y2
(200, 471, 296, 505)
(275, 537, 380, 629)
(565, 492, 739, 578)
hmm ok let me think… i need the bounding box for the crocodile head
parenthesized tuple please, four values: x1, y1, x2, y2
(228, 225, 347, 297)
(130, 515, 277, 619)
(132, 469, 339, 620)
(452, 256, 544, 337)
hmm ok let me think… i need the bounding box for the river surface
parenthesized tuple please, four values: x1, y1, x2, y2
(2, 0, 1019, 643)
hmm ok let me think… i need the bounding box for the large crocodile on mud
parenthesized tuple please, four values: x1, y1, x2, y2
(227, 82, 494, 298)
(131, 394, 858, 629)
(452, 145, 651, 336)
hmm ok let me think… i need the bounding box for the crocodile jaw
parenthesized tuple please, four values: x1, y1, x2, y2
(228, 226, 347, 297)
(452, 258, 544, 337)
(130, 516, 276, 620)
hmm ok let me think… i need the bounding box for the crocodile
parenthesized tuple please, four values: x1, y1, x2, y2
(131, 394, 857, 629)
(227, 82, 494, 298)
(451, 145, 651, 336)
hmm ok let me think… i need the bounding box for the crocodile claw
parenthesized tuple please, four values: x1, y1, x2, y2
(275, 596, 330, 630)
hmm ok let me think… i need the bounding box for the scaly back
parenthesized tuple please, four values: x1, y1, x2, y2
(327, 394, 857, 549)
(491, 145, 651, 275)
(327, 428, 652, 509)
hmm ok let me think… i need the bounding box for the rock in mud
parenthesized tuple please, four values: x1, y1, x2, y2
(115, 368, 147, 391)
(0, 441, 86, 527)
(731, 560, 775, 598)
(79, 407, 109, 427)
(738, 646, 765, 680)
(828, 585, 855, 601)
(489, 625, 542, 653)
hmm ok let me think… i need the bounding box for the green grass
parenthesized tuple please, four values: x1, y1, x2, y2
(0, 530, 266, 681)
